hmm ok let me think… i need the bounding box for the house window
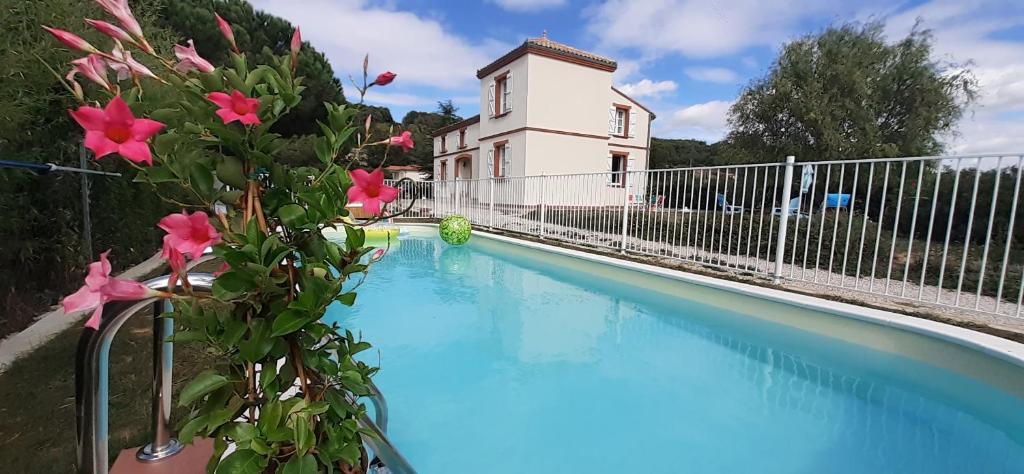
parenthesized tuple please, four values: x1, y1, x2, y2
(614, 107, 627, 136)
(490, 141, 510, 178)
(439, 160, 447, 180)
(489, 71, 513, 117)
(440, 135, 447, 153)
(459, 129, 467, 148)
(610, 154, 627, 186)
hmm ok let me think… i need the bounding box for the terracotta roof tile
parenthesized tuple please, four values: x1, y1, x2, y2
(524, 36, 616, 67)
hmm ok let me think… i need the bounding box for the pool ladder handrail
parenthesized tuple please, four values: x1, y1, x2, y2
(74, 272, 416, 473)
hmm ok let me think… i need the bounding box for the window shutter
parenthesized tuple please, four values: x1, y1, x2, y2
(606, 154, 614, 185)
(487, 149, 494, 177)
(505, 72, 513, 113)
(608, 106, 617, 135)
(502, 143, 511, 177)
(628, 110, 638, 138)
(488, 82, 495, 117)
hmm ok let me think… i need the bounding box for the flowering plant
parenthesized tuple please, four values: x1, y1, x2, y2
(51, 2, 408, 472)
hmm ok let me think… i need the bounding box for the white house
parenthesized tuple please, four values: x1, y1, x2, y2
(384, 165, 428, 182)
(431, 35, 655, 205)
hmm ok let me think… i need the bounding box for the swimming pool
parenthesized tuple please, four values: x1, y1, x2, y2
(324, 226, 1024, 473)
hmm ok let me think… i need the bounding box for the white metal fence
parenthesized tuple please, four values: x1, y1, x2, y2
(387, 154, 1024, 318)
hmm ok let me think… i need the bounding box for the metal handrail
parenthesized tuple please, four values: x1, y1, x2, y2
(74, 272, 415, 473)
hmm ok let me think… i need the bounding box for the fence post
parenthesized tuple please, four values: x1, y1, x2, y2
(773, 155, 796, 283)
(488, 177, 495, 229)
(454, 177, 461, 215)
(619, 170, 631, 253)
(539, 174, 547, 238)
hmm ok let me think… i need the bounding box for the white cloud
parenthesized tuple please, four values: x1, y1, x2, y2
(946, 114, 1024, 154)
(250, 0, 510, 89)
(586, 0, 880, 58)
(685, 67, 740, 84)
(617, 79, 678, 98)
(489, 0, 566, 12)
(879, 0, 1024, 153)
(659, 100, 734, 141)
(613, 59, 642, 82)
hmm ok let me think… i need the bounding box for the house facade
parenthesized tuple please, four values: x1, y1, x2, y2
(431, 35, 655, 205)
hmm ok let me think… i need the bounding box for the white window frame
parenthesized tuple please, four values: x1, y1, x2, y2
(614, 108, 626, 136)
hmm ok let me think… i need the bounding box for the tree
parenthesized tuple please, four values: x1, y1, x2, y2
(0, 0, 177, 337)
(725, 21, 976, 163)
(435, 99, 460, 124)
(649, 138, 720, 169)
(158, 0, 346, 136)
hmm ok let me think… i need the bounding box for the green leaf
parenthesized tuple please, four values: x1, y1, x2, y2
(179, 371, 228, 406)
(293, 416, 314, 456)
(336, 292, 356, 306)
(216, 156, 247, 189)
(177, 413, 209, 444)
(282, 454, 317, 474)
(215, 449, 267, 474)
(190, 163, 215, 196)
(277, 204, 308, 228)
(220, 189, 244, 206)
(213, 271, 255, 300)
(258, 400, 283, 432)
(270, 309, 311, 337)
(224, 422, 260, 444)
(239, 319, 275, 362)
(344, 226, 365, 249)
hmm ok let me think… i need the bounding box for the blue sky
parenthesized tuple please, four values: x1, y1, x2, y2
(250, 0, 1024, 154)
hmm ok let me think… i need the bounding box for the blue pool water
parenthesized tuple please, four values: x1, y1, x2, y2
(325, 232, 1024, 473)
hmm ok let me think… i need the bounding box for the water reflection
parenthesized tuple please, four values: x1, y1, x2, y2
(327, 235, 1024, 473)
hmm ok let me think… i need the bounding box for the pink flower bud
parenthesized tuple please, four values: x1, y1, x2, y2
(42, 26, 99, 53)
(94, 0, 144, 40)
(373, 71, 396, 86)
(290, 27, 301, 70)
(215, 13, 239, 53)
(84, 19, 133, 44)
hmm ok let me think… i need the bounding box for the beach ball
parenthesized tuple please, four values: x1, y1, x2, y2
(439, 215, 471, 245)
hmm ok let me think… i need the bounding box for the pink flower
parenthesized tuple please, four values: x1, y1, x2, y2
(207, 90, 261, 126)
(388, 131, 414, 152)
(373, 71, 396, 86)
(174, 40, 215, 74)
(67, 55, 112, 92)
(370, 248, 386, 262)
(160, 240, 187, 288)
(347, 168, 399, 216)
(95, 0, 144, 40)
(42, 26, 98, 53)
(158, 211, 221, 260)
(69, 96, 165, 165)
(108, 44, 159, 81)
(84, 19, 133, 44)
(215, 13, 239, 53)
(290, 27, 301, 69)
(63, 250, 158, 330)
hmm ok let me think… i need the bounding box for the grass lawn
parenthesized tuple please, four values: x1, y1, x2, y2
(0, 311, 214, 472)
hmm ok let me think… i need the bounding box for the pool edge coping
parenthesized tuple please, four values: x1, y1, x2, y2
(403, 223, 1024, 369)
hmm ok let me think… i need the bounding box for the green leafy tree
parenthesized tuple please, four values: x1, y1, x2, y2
(725, 21, 976, 163)
(649, 138, 720, 169)
(0, 0, 176, 337)
(158, 0, 346, 136)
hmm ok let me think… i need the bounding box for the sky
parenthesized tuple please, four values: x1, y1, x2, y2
(249, 0, 1024, 155)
